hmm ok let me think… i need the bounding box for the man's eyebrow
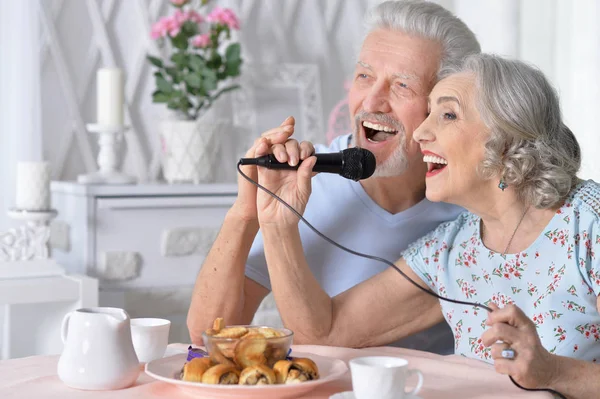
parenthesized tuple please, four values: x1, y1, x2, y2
(437, 96, 460, 105)
(357, 61, 372, 69)
(391, 72, 419, 81)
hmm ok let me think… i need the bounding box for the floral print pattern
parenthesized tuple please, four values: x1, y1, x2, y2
(402, 180, 600, 363)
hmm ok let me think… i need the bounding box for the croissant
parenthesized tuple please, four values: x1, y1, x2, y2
(181, 357, 213, 382)
(238, 364, 277, 385)
(201, 364, 241, 385)
(273, 358, 320, 384)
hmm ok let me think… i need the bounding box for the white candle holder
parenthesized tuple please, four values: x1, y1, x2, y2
(77, 124, 136, 185)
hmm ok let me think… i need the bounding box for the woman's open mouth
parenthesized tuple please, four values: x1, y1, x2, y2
(423, 154, 448, 177)
(363, 121, 398, 143)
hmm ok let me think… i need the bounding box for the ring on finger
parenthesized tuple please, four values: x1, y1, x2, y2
(501, 348, 516, 360)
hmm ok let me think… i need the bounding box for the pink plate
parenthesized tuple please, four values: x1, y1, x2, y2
(145, 352, 348, 399)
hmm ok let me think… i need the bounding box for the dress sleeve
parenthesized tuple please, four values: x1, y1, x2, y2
(577, 214, 600, 296)
(401, 217, 461, 294)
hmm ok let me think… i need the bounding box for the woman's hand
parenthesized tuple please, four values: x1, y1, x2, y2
(255, 118, 316, 227)
(482, 303, 560, 389)
(230, 117, 296, 221)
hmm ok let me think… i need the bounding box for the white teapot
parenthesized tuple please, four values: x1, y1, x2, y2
(57, 307, 140, 390)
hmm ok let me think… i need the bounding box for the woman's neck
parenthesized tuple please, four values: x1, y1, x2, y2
(472, 188, 558, 254)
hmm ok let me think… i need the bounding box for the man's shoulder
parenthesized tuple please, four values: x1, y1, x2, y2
(314, 134, 351, 153)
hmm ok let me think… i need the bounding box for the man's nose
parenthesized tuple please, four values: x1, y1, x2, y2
(362, 81, 392, 114)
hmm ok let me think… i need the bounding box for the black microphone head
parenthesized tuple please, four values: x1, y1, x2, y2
(340, 148, 376, 181)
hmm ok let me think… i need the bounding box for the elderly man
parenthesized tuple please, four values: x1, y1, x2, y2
(187, 0, 480, 354)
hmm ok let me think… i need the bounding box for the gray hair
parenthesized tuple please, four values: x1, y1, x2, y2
(453, 54, 581, 209)
(364, 0, 481, 81)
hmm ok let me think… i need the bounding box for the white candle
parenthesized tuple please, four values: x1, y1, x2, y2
(97, 68, 124, 127)
(16, 162, 51, 211)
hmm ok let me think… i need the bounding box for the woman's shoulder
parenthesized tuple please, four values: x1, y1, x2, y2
(433, 210, 477, 233)
(565, 179, 600, 221)
(404, 211, 475, 253)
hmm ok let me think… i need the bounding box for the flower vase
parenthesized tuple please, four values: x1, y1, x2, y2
(159, 109, 223, 184)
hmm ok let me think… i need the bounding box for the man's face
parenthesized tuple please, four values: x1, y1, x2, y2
(348, 29, 442, 177)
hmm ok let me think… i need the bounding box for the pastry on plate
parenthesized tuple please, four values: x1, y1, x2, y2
(201, 364, 241, 385)
(238, 364, 277, 385)
(181, 357, 213, 382)
(273, 357, 320, 384)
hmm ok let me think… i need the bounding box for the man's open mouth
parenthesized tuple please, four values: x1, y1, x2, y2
(362, 121, 398, 143)
(423, 154, 448, 173)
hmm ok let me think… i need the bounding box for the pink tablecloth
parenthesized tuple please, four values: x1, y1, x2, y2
(0, 344, 551, 398)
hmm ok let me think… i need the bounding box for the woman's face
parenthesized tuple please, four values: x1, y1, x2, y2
(413, 73, 492, 205)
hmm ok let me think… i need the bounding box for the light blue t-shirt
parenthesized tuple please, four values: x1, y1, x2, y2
(403, 180, 600, 363)
(245, 134, 464, 353)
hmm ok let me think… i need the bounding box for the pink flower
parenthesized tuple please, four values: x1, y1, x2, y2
(150, 10, 204, 40)
(206, 7, 240, 30)
(192, 34, 211, 48)
(150, 15, 183, 39)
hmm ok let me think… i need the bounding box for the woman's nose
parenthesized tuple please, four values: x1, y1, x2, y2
(413, 118, 434, 143)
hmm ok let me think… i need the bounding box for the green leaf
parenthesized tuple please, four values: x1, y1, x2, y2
(147, 55, 163, 68)
(189, 55, 205, 72)
(152, 91, 170, 103)
(184, 73, 202, 89)
(201, 68, 217, 81)
(171, 52, 187, 68)
(202, 76, 217, 92)
(171, 34, 188, 50)
(164, 66, 182, 83)
(167, 100, 179, 110)
(225, 43, 241, 63)
(156, 75, 174, 93)
(207, 51, 222, 69)
(225, 60, 241, 77)
(182, 20, 199, 36)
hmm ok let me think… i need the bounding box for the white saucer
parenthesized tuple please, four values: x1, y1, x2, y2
(330, 391, 422, 399)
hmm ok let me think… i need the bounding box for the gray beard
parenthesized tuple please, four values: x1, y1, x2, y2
(352, 112, 409, 178)
(371, 138, 410, 177)
(350, 128, 409, 178)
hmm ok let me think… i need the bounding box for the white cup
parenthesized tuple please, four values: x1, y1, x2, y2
(130, 318, 171, 363)
(349, 356, 424, 399)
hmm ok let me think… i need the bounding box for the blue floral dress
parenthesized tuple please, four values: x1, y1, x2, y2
(402, 180, 600, 363)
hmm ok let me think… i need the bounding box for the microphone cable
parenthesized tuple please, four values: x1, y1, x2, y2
(237, 161, 567, 399)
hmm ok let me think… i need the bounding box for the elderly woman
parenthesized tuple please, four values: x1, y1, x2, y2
(251, 53, 599, 398)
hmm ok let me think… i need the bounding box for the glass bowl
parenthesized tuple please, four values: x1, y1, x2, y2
(201, 325, 293, 368)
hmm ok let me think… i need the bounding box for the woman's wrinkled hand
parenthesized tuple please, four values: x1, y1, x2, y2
(255, 117, 316, 227)
(482, 303, 560, 390)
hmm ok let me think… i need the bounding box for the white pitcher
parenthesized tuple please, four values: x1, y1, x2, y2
(57, 307, 140, 390)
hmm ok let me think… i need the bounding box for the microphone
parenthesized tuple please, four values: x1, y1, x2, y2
(239, 147, 376, 181)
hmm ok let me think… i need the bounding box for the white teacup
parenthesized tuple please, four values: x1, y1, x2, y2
(349, 356, 423, 399)
(130, 318, 171, 363)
